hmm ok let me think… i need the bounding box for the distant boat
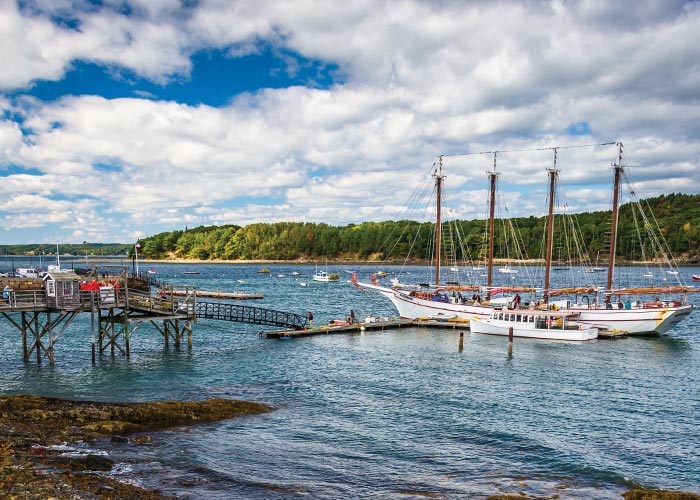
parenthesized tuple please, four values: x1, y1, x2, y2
(147, 269, 156, 274)
(666, 270, 679, 275)
(291, 271, 301, 276)
(692, 275, 700, 281)
(313, 270, 340, 282)
(277, 274, 286, 278)
(182, 271, 200, 275)
(258, 268, 270, 273)
(300, 282, 309, 287)
(498, 266, 519, 274)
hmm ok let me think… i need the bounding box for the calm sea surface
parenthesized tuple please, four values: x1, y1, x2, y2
(1, 259, 699, 499)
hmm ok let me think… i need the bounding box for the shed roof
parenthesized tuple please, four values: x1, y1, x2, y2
(43, 270, 80, 282)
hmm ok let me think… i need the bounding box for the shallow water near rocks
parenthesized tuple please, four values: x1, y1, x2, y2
(1, 260, 699, 499)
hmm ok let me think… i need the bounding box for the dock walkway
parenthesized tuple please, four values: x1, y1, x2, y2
(262, 318, 628, 339)
(262, 318, 470, 338)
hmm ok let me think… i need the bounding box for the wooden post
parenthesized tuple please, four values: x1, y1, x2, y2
(21, 311, 28, 360)
(90, 294, 96, 364)
(47, 311, 55, 365)
(458, 330, 464, 350)
(37, 312, 43, 364)
(187, 321, 192, 350)
(174, 320, 181, 348)
(508, 326, 513, 356)
(124, 311, 130, 359)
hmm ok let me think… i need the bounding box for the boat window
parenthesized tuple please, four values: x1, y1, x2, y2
(516, 314, 521, 322)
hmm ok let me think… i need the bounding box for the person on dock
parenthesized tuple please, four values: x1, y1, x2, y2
(3, 285, 10, 304)
(307, 311, 314, 328)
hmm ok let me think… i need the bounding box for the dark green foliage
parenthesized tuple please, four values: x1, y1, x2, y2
(0, 242, 130, 257)
(3, 194, 698, 261)
(129, 193, 700, 261)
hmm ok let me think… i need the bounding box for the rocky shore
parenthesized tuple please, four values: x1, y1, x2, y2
(0, 394, 697, 500)
(0, 393, 273, 499)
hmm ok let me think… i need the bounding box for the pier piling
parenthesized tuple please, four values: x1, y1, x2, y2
(508, 326, 514, 356)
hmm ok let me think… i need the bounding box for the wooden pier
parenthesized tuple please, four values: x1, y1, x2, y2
(171, 289, 263, 300)
(262, 318, 470, 338)
(0, 269, 310, 364)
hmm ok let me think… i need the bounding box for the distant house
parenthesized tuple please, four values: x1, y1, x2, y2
(43, 270, 81, 310)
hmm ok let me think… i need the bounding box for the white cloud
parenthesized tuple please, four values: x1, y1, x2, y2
(0, 0, 699, 243)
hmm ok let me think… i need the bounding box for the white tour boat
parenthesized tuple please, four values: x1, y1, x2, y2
(470, 309, 598, 341)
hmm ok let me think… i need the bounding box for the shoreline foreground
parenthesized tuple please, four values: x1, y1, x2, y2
(0, 394, 272, 499)
(0, 395, 697, 499)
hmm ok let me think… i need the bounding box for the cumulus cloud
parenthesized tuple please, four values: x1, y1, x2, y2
(0, 0, 699, 243)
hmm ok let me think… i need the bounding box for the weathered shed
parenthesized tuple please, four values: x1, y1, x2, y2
(43, 270, 81, 310)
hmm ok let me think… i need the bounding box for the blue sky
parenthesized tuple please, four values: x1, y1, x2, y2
(1, 0, 699, 244)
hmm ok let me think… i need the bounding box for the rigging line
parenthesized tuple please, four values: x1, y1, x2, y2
(441, 141, 618, 158)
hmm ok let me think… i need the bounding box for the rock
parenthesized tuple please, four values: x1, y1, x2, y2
(51, 453, 114, 471)
(111, 435, 129, 444)
(83, 454, 114, 471)
(132, 435, 151, 444)
(624, 490, 700, 500)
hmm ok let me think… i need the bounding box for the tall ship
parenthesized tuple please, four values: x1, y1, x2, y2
(353, 143, 694, 335)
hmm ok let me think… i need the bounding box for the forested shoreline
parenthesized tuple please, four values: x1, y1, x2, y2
(2, 193, 700, 263)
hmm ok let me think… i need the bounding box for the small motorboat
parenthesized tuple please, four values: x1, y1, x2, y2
(147, 269, 156, 274)
(313, 270, 340, 282)
(470, 310, 598, 341)
(498, 266, 519, 274)
(692, 275, 700, 281)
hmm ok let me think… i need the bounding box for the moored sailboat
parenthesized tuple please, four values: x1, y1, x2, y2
(353, 144, 694, 335)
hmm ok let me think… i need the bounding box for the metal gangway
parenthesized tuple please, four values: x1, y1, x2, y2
(195, 301, 308, 330)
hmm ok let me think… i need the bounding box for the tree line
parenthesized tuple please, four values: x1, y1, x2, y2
(2, 193, 698, 263)
(134, 193, 700, 262)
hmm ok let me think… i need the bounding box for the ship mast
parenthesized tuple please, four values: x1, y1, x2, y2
(543, 149, 559, 303)
(434, 156, 445, 286)
(606, 142, 624, 301)
(486, 153, 499, 290)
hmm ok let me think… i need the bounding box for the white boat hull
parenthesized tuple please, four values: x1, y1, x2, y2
(469, 317, 598, 341)
(360, 282, 694, 335)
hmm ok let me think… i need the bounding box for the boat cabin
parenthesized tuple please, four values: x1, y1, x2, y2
(489, 310, 580, 330)
(43, 270, 81, 310)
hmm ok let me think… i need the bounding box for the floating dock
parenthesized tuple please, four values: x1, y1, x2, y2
(262, 318, 631, 339)
(171, 289, 263, 300)
(262, 318, 470, 338)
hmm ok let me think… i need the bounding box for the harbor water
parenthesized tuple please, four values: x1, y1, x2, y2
(1, 260, 699, 499)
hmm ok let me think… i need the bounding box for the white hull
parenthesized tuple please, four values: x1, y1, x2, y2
(360, 282, 694, 335)
(313, 271, 339, 282)
(469, 317, 598, 341)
